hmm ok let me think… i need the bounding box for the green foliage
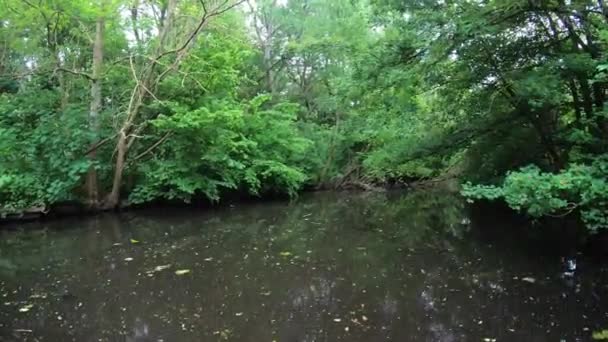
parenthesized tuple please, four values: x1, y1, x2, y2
(593, 329, 608, 340)
(2, 0, 608, 237)
(463, 156, 608, 231)
(129, 97, 310, 203)
(0, 91, 91, 213)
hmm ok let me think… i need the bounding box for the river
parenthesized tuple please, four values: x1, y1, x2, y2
(1, 190, 607, 341)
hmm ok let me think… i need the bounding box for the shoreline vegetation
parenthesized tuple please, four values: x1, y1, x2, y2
(2, 1, 608, 233)
(0, 179, 448, 222)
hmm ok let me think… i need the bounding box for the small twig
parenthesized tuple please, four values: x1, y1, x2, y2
(13, 329, 33, 333)
(546, 203, 579, 218)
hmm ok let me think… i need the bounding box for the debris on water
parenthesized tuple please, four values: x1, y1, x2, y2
(483, 338, 496, 342)
(362, 315, 368, 322)
(175, 269, 191, 275)
(279, 251, 292, 257)
(18, 304, 34, 312)
(154, 264, 171, 272)
(124, 257, 133, 261)
(29, 293, 47, 299)
(333, 318, 342, 322)
(204, 257, 214, 261)
(130, 238, 140, 244)
(561, 257, 577, 278)
(235, 312, 243, 316)
(522, 277, 536, 283)
(146, 264, 171, 275)
(13, 329, 33, 333)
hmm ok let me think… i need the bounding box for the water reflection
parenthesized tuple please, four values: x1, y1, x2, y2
(0, 190, 607, 341)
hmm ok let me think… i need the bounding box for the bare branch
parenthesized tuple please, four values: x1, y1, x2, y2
(129, 55, 159, 101)
(155, 0, 245, 62)
(54, 67, 93, 80)
(131, 131, 173, 162)
(83, 134, 117, 156)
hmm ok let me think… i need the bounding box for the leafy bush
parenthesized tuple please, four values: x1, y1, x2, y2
(462, 156, 608, 231)
(128, 97, 310, 204)
(0, 93, 91, 213)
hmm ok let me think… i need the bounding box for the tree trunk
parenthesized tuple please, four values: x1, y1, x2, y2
(103, 0, 177, 209)
(86, 9, 105, 209)
(264, 42, 274, 94)
(102, 0, 242, 209)
(104, 130, 128, 209)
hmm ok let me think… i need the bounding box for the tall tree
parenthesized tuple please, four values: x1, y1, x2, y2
(85, 0, 106, 208)
(103, 0, 245, 208)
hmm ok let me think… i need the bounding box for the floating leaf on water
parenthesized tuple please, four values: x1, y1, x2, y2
(146, 264, 171, 274)
(175, 269, 191, 275)
(522, 277, 536, 284)
(13, 329, 33, 333)
(29, 293, 47, 299)
(18, 304, 34, 313)
(154, 264, 171, 272)
(279, 251, 292, 257)
(130, 239, 140, 244)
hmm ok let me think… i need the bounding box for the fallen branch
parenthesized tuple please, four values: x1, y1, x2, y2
(343, 180, 384, 192)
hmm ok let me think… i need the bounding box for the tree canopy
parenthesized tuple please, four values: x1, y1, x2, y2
(2, 0, 608, 231)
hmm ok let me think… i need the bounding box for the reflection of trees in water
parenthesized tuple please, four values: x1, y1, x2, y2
(125, 317, 150, 342)
(0, 190, 483, 341)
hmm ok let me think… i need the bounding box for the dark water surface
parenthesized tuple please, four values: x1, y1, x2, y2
(1, 191, 608, 341)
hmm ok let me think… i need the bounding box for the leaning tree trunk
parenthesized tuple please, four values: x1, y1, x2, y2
(85, 9, 105, 209)
(102, 0, 177, 209)
(102, 0, 244, 209)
